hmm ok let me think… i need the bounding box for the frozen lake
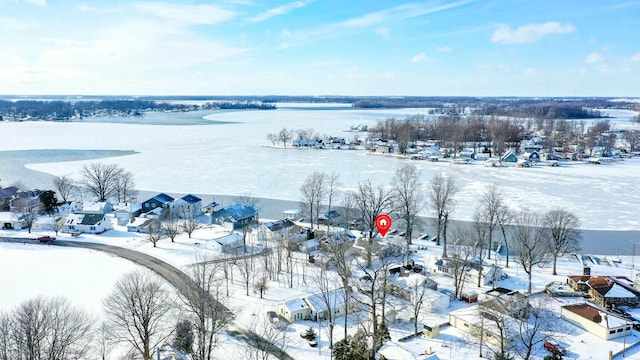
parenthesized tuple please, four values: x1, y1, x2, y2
(0, 103, 639, 253)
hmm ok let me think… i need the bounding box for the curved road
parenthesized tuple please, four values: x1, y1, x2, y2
(0, 237, 294, 360)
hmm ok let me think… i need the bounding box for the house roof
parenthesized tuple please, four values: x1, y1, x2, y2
(378, 343, 418, 360)
(305, 288, 347, 314)
(283, 298, 309, 312)
(153, 193, 175, 204)
(0, 211, 21, 222)
(0, 186, 19, 198)
(213, 232, 242, 246)
(180, 194, 201, 204)
(562, 303, 628, 329)
(127, 217, 153, 227)
(80, 213, 105, 225)
(212, 204, 257, 221)
(265, 219, 296, 232)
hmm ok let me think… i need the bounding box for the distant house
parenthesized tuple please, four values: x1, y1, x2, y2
(171, 194, 203, 218)
(277, 298, 310, 323)
(277, 288, 354, 323)
(113, 204, 142, 226)
(126, 217, 155, 233)
(449, 305, 519, 347)
(500, 151, 518, 163)
(520, 151, 541, 162)
(318, 210, 341, 225)
(210, 232, 243, 253)
(586, 276, 640, 308)
(377, 342, 419, 360)
(282, 209, 301, 220)
(211, 204, 258, 230)
(299, 239, 320, 253)
(0, 186, 19, 211)
(141, 193, 174, 213)
(9, 189, 41, 213)
(63, 213, 112, 234)
(482, 287, 529, 319)
(561, 303, 632, 340)
(79, 201, 113, 214)
(0, 211, 24, 230)
(202, 201, 220, 214)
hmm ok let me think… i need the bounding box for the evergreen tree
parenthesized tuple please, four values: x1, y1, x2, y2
(38, 190, 58, 215)
(173, 320, 194, 355)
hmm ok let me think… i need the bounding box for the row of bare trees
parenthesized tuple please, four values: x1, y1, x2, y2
(369, 114, 632, 157)
(54, 162, 137, 203)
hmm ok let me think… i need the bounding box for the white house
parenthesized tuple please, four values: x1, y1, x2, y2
(561, 303, 632, 340)
(277, 298, 310, 323)
(299, 239, 320, 253)
(63, 213, 112, 234)
(0, 212, 24, 230)
(449, 305, 519, 347)
(171, 194, 202, 218)
(209, 232, 243, 253)
(126, 217, 155, 233)
(113, 203, 142, 226)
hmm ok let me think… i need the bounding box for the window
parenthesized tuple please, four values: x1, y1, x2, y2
(463, 323, 469, 328)
(617, 329, 623, 333)
(610, 330, 616, 334)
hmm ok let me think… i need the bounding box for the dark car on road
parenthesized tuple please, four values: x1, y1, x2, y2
(36, 236, 56, 243)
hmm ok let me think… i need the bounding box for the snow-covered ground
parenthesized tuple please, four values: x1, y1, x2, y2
(4, 221, 640, 359)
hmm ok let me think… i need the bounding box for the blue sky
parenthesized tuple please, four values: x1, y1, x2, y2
(1, 0, 639, 96)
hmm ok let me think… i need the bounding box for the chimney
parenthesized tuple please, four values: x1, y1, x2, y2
(583, 267, 591, 276)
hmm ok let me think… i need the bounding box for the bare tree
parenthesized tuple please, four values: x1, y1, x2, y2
(512, 212, 549, 294)
(311, 265, 341, 351)
(391, 164, 425, 257)
(478, 184, 503, 260)
(300, 171, 326, 230)
(147, 222, 162, 248)
(426, 174, 457, 258)
(234, 194, 259, 253)
(473, 210, 491, 288)
(354, 180, 394, 268)
(448, 225, 475, 299)
(103, 270, 174, 360)
(237, 254, 254, 296)
(543, 209, 581, 275)
(163, 216, 183, 243)
(496, 205, 515, 268)
(53, 175, 76, 203)
(352, 257, 393, 360)
(80, 162, 123, 201)
(182, 207, 201, 239)
(11, 296, 93, 360)
(182, 255, 231, 360)
(21, 210, 36, 234)
(515, 298, 557, 360)
(0, 311, 13, 360)
(325, 172, 340, 233)
(278, 127, 292, 148)
(113, 170, 137, 203)
(408, 274, 430, 336)
(242, 312, 289, 360)
(254, 276, 269, 299)
(327, 241, 354, 340)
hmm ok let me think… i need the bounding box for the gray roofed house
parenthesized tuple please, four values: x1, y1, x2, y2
(211, 204, 258, 230)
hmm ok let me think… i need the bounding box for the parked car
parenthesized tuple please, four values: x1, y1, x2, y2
(36, 236, 55, 243)
(544, 340, 566, 355)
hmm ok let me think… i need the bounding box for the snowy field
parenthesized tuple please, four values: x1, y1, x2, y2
(4, 223, 640, 359)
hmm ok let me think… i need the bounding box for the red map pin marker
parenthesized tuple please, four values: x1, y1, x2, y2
(375, 214, 392, 237)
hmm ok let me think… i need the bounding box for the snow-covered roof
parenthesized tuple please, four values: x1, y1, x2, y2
(213, 232, 242, 245)
(605, 284, 638, 298)
(127, 217, 153, 227)
(0, 212, 20, 222)
(377, 342, 418, 360)
(179, 194, 201, 204)
(300, 239, 320, 249)
(283, 298, 309, 312)
(305, 288, 346, 313)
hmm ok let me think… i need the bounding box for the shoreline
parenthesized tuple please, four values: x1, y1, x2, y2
(1, 151, 639, 256)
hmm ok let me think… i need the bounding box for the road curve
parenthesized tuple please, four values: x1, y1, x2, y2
(0, 237, 295, 360)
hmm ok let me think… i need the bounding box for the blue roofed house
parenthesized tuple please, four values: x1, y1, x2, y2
(170, 194, 203, 218)
(521, 150, 541, 162)
(211, 204, 258, 230)
(141, 193, 174, 217)
(500, 151, 518, 164)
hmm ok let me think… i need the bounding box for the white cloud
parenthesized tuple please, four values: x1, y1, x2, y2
(134, 2, 236, 25)
(436, 46, 452, 52)
(279, 0, 471, 48)
(629, 52, 640, 62)
(20, 0, 46, 6)
(376, 27, 390, 38)
(411, 53, 431, 63)
(77, 4, 122, 14)
(523, 67, 536, 76)
(584, 52, 604, 64)
(491, 22, 575, 44)
(249, 0, 313, 22)
(0, 16, 38, 30)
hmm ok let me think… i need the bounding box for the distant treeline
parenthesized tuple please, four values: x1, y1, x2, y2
(472, 103, 604, 119)
(0, 99, 274, 120)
